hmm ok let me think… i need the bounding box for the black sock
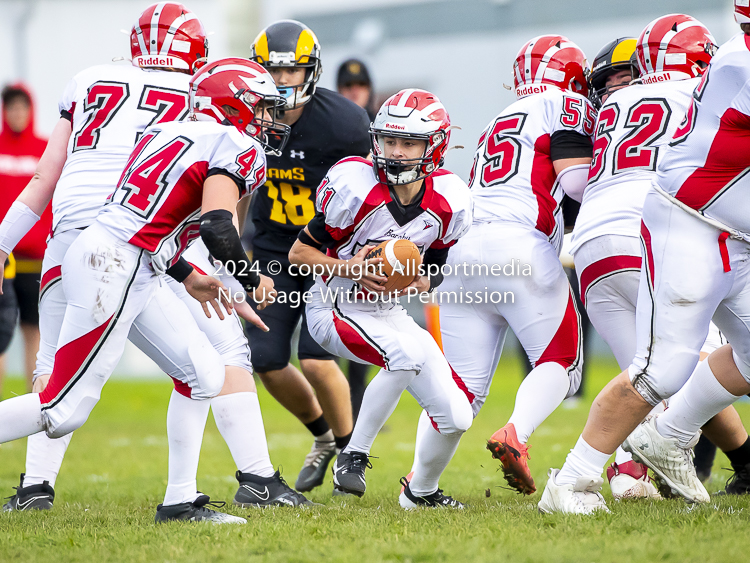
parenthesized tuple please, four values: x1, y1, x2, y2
(335, 432, 352, 450)
(305, 415, 330, 438)
(725, 437, 750, 469)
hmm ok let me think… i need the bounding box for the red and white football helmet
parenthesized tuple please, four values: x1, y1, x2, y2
(190, 58, 290, 155)
(736, 0, 750, 24)
(636, 14, 717, 84)
(513, 35, 589, 99)
(130, 2, 208, 73)
(370, 89, 450, 185)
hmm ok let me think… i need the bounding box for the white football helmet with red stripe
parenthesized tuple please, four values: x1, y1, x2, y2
(370, 89, 451, 185)
(130, 2, 208, 73)
(736, 0, 750, 24)
(635, 14, 717, 84)
(513, 35, 589, 99)
(190, 58, 290, 155)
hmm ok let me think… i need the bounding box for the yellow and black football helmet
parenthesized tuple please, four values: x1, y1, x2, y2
(250, 20, 322, 110)
(588, 37, 639, 108)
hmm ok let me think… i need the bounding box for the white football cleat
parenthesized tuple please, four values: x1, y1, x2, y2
(538, 469, 609, 515)
(623, 415, 709, 504)
(607, 461, 662, 500)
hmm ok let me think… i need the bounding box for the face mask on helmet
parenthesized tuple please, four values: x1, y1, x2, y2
(249, 97, 291, 156)
(250, 21, 322, 110)
(370, 130, 446, 186)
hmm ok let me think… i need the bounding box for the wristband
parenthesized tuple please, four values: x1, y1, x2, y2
(0, 201, 41, 255)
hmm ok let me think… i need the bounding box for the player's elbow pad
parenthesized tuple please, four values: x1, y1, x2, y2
(199, 209, 260, 291)
(557, 164, 590, 203)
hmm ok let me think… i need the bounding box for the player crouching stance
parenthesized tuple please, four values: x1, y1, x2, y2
(289, 90, 474, 508)
(539, 7, 750, 514)
(0, 58, 279, 521)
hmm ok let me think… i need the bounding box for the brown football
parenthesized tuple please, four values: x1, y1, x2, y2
(364, 239, 422, 293)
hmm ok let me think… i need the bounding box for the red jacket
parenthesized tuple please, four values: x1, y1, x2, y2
(0, 83, 51, 261)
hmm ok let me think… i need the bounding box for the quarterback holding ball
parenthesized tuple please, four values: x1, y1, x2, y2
(289, 89, 474, 508)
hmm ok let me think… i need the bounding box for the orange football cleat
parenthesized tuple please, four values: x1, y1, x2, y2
(486, 423, 536, 495)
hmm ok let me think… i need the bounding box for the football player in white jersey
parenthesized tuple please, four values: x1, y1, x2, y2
(570, 25, 734, 500)
(289, 89, 474, 507)
(540, 6, 750, 513)
(437, 35, 594, 496)
(0, 36, 302, 521)
(1, 5, 313, 518)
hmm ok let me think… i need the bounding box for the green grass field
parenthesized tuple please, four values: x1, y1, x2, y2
(1, 355, 749, 562)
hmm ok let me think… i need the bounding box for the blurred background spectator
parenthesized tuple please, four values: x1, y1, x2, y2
(337, 58, 376, 120)
(0, 84, 50, 393)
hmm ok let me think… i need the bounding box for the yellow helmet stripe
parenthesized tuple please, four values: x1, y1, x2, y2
(253, 31, 270, 63)
(612, 38, 637, 64)
(295, 28, 318, 64)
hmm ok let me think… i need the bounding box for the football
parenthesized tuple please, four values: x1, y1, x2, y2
(365, 239, 422, 293)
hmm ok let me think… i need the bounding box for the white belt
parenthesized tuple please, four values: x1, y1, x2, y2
(652, 184, 750, 244)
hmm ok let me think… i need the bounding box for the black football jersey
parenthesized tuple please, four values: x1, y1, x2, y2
(250, 87, 370, 254)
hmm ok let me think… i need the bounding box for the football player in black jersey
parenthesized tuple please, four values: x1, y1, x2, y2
(248, 20, 371, 493)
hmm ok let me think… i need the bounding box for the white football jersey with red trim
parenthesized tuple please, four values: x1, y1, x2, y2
(468, 87, 595, 250)
(97, 120, 266, 274)
(571, 78, 698, 253)
(658, 32, 750, 235)
(315, 157, 472, 263)
(53, 64, 191, 234)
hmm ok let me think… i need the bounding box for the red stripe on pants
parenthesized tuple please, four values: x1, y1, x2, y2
(40, 265, 62, 294)
(40, 313, 115, 404)
(332, 311, 386, 368)
(640, 221, 655, 290)
(449, 364, 475, 403)
(536, 289, 580, 370)
(579, 255, 642, 306)
(171, 376, 193, 398)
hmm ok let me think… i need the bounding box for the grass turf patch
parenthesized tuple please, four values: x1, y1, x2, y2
(1, 355, 748, 562)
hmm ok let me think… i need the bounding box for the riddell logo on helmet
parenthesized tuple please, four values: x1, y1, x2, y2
(135, 55, 177, 67)
(385, 123, 406, 130)
(515, 83, 549, 97)
(641, 72, 673, 84)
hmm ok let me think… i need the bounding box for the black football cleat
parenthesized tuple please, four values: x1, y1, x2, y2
(717, 462, 750, 496)
(3, 474, 54, 512)
(693, 434, 717, 482)
(398, 477, 465, 509)
(155, 494, 246, 524)
(295, 438, 337, 492)
(234, 470, 316, 507)
(332, 451, 372, 497)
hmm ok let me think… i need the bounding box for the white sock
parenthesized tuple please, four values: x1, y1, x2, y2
(0, 394, 44, 443)
(655, 359, 743, 448)
(556, 436, 611, 486)
(163, 390, 210, 506)
(508, 362, 570, 443)
(23, 431, 73, 488)
(345, 369, 416, 455)
(409, 410, 462, 496)
(408, 410, 433, 475)
(212, 392, 274, 478)
(614, 446, 633, 465)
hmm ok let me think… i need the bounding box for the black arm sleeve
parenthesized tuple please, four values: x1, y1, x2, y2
(305, 211, 337, 248)
(165, 256, 194, 283)
(550, 130, 593, 161)
(199, 209, 260, 291)
(423, 247, 450, 291)
(60, 110, 72, 121)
